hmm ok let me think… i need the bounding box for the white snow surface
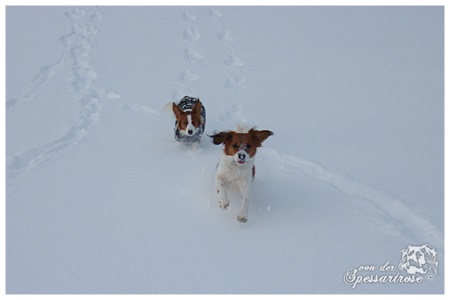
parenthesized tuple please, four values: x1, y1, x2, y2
(6, 6, 444, 294)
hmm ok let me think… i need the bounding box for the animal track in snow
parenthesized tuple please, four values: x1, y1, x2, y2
(217, 29, 234, 42)
(208, 7, 223, 19)
(182, 11, 197, 22)
(179, 69, 199, 82)
(7, 24, 72, 110)
(209, 9, 246, 90)
(261, 148, 444, 249)
(64, 6, 85, 19)
(183, 48, 203, 63)
(218, 104, 247, 124)
(224, 76, 246, 89)
(183, 28, 201, 42)
(175, 8, 247, 97)
(224, 55, 244, 68)
(6, 7, 113, 182)
(174, 8, 205, 97)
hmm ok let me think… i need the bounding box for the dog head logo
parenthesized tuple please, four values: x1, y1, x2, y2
(398, 245, 438, 276)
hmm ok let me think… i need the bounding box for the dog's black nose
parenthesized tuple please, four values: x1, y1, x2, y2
(238, 153, 246, 160)
(188, 130, 193, 135)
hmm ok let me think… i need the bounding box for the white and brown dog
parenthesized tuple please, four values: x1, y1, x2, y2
(211, 126, 273, 223)
(172, 96, 206, 144)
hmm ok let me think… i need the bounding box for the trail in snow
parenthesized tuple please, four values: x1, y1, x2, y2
(174, 7, 201, 99)
(6, 8, 77, 111)
(261, 148, 444, 249)
(209, 7, 246, 90)
(6, 7, 110, 181)
(174, 7, 246, 100)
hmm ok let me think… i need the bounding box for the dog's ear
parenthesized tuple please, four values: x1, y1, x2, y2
(250, 129, 273, 147)
(210, 131, 234, 145)
(172, 102, 184, 119)
(193, 100, 203, 116)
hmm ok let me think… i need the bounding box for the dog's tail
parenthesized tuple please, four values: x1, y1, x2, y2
(163, 101, 174, 112)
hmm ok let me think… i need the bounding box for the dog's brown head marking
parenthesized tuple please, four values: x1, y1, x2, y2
(211, 128, 273, 157)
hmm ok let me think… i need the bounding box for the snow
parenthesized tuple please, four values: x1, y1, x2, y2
(5, 6, 444, 294)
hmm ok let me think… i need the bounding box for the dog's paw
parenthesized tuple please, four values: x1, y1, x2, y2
(237, 215, 248, 223)
(219, 199, 229, 210)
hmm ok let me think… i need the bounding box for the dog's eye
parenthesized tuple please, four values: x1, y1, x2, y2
(232, 144, 239, 149)
(246, 144, 252, 149)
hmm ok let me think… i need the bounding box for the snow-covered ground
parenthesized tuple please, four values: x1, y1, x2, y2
(6, 6, 444, 294)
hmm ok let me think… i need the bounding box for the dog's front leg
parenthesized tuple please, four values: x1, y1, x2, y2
(237, 183, 251, 223)
(216, 175, 229, 210)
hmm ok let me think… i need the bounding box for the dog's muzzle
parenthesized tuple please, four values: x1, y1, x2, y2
(235, 150, 248, 165)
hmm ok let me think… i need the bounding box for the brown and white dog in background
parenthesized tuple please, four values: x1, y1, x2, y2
(172, 96, 206, 144)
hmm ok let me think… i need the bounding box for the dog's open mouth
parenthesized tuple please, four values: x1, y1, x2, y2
(237, 160, 246, 165)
